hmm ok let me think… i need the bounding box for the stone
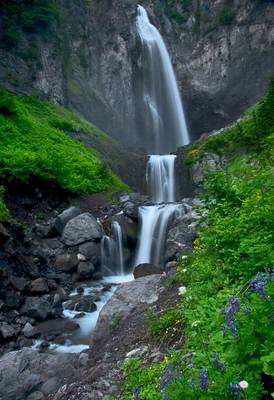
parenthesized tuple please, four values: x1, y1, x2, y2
(93, 275, 162, 342)
(123, 201, 139, 221)
(78, 241, 101, 264)
(53, 287, 69, 301)
(0, 322, 16, 339)
(133, 263, 163, 279)
(20, 296, 52, 321)
(41, 377, 59, 396)
(74, 298, 97, 313)
(27, 391, 45, 400)
(61, 213, 103, 246)
(30, 278, 49, 295)
(77, 261, 94, 280)
(55, 254, 79, 272)
(64, 321, 80, 331)
(4, 289, 24, 309)
(0, 348, 77, 400)
(0, 223, 10, 242)
(23, 322, 40, 339)
(54, 207, 82, 235)
(9, 275, 30, 293)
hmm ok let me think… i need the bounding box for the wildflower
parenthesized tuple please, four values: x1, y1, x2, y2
(132, 387, 141, 400)
(181, 255, 188, 260)
(222, 297, 240, 341)
(239, 380, 248, 389)
(230, 383, 244, 398)
(212, 352, 226, 372)
(160, 362, 181, 400)
(251, 278, 267, 297)
(182, 269, 187, 273)
(200, 368, 208, 392)
(178, 286, 187, 296)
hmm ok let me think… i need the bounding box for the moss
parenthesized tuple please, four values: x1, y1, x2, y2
(0, 85, 127, 194)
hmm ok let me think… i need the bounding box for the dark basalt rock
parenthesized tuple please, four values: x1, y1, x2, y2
(133, 263, 163, 279)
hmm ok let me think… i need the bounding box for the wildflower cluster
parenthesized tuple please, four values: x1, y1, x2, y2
(222, 297, 240, 340)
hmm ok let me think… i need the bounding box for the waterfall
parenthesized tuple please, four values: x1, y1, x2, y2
(101, 221, 125, 276)
(147, 154, 176, 204)
(136, 4, 189, 154)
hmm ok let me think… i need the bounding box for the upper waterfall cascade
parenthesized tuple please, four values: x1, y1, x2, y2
(136, 4, 189, 154)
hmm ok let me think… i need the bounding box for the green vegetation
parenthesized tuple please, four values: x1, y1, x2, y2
(0, 85, 126, 194)
(0, 187, 9, 222)
(123, 81, 274, 399)
(0, 0, 59, 48)
(218, 7, 235, 26)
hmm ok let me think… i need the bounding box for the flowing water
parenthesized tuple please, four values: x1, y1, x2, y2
(136, 4, 189, 153)
(101, 221, 125, 276)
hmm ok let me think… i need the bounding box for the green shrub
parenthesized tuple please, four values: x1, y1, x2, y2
(0, 85, 126, 194)
(0, 187, 9, 222)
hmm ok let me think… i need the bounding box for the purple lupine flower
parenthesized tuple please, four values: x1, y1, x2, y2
(200, 368, 209, 392)
(223, 324, 228, 338)
(222, 297, 240, 340)
(212, 352, 226, 372)
(160, 362, 181, 400)
(229, 297, 240, 313)
(230, 383, 244, 398)
(132, 387, 141, 400)
(250, 278, 267, 297)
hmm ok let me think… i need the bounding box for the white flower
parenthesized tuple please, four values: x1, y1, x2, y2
(182, 269, 187, 273)
(178, 286, 187, 296)
(191, 320, 200, 327)
(181, 255, 188, 260)
(239, 380, 249, 389)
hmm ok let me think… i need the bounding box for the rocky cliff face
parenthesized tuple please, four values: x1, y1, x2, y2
(0, 0, 273, 149)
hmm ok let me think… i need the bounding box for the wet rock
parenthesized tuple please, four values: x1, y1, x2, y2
(0, 223, 10, 243)
(78, 352, 89, 367)
(55, 254, 79, 272)
(54, 207, 82, 235)
(94, 275, 162, 342)
(16, 335, 33, 349)
(30, 278, 49, 295)
(52, 293, 63, 317)
(22, 322, 40, 339)
(41, 377, 59, 396)
(133, 263, 163, 279)
(27, 391, 45, 400)
(34, 223, 56, 239)
(9, 275, 30, 293)
(20, 296, 52, 321)
(4, 289, 24, 309)
(64, 321, 80, 331)
(78, 241, 100, 264)
(77, 261, 94, 280)
(123, 201, 139, 221)
(66, 297, 97, 313)
(52, 287, 69, 301)
(61, 213, 103, 246)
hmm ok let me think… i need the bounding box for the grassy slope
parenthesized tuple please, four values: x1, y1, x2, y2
(123, 81, 274, 399)
(0, 85, 127, 219)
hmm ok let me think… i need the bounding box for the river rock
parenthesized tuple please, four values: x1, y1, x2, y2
(54, 207, 82, 234)
(77, 261, 94, 280)
(55, 254, 79, 272)
(64, 321, 80, 331)
(133, 263, 163, 279)
(93, 275, 162, 341)
(0, 223, 10, 242)
(9, 274, 30, 293)
(27, 391, 45, 400)
(30, 278, 49, 295)
(61, 213, 103, 246)
(22, 322, 40, 339)
(0, 322, 16, 340)
(20, 296, 52, 321)
(78, 241, 100, 264)
(4, 289, 24, 309)
(0, 348, 77, 400)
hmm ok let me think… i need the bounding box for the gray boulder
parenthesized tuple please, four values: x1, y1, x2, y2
(55, 254, 79, 272)
(54, 207, 82, 234)
(30, 278, 49, 295)
(0, 322, 17, 340)
(78, 241, 100, 265)
(0, 348, 77, 400)
(22, 322, 40, 339)
(20, 296, 52, 321)
(61, 213, 103, 246)
(77, 261, 94, 280)
(133, 263, 163, 279)
(9, 275, 30, 293)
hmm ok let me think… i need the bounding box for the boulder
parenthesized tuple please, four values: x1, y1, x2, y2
(22, 322, 40, 339)
(61, 213, 103, 246)
(0, 322, 16, 340)
(27, 391, 45, 400)
(41, 377, 59, 396)
(65, 297, 97, 313)
(54, 207, 82, 235)
(30, 278, 49, 295)
(4, 289, 24, 309)
(133, 263, 163, 279)
(0, 348, 77, 400)
(55, 254, 79, 272)
(9, 275, 30, 293)
(123, 201, 139, 221)
(20, 296, 52, 321)
(93, 275, 162, 342)
(64, 321, 80, 331)
(77, 261, 94, 280)
(0, 223, 10, 243)
(78, 241, 100, 265)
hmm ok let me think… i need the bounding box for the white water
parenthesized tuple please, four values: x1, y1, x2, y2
(147, 154, 176, 203)
(136, 4, 189, 153)
(101, 220, 125, 276)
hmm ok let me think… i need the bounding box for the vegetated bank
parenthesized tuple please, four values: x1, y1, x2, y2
(0, 85, 127, 220)
(123, 80, 274, 399)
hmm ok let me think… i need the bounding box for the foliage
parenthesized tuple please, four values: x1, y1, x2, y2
(0, 0, 59, 48)
(122, 81, 274, 399)
(218, 7, 235, 26)
(147, 308, 181, 337)
(0, 187, 9, 222)
(0, 85, 126, 194)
